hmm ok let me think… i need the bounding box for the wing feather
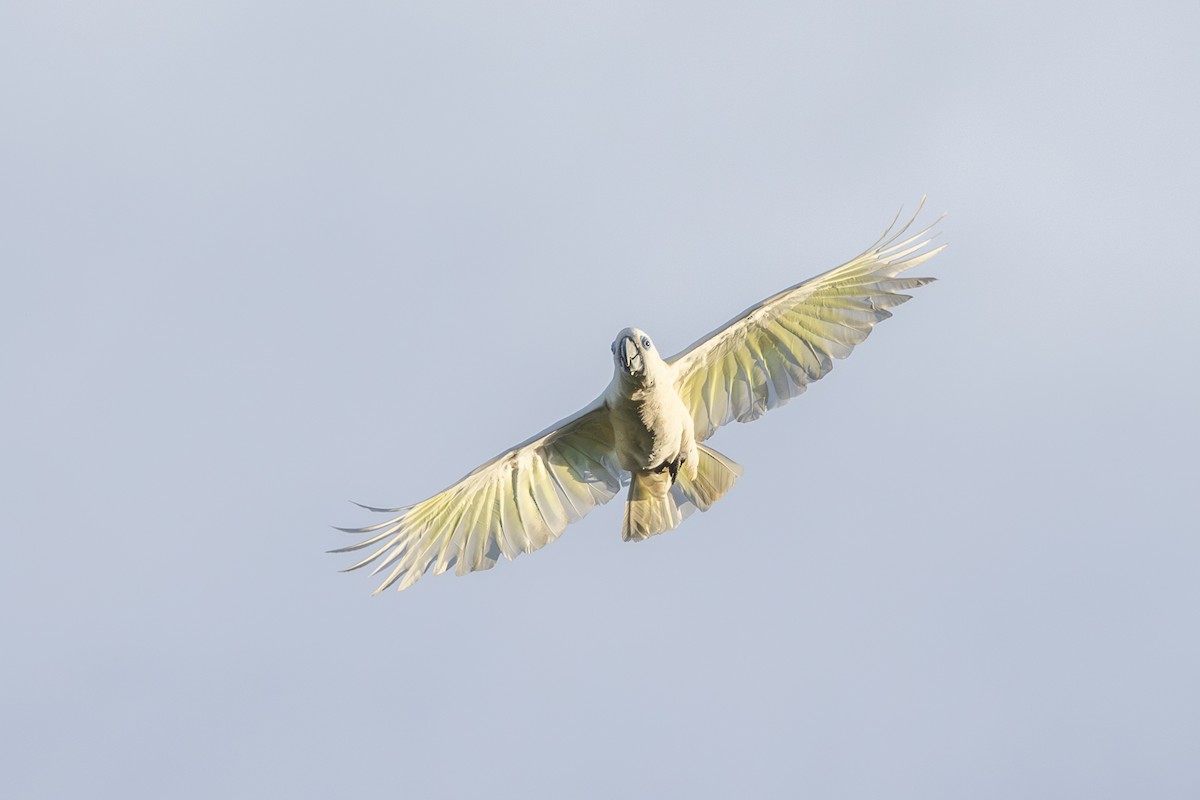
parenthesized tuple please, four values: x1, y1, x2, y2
(670, 204, 943, 441)
(545, 453, 588, 519)
(515, 460, 548, 552)
(335, 399, 621, 593)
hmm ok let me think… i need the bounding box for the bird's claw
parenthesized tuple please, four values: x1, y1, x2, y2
(655, 456, 683, 485)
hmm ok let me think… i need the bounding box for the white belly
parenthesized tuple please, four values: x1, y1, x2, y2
(606, 380, 694, 473)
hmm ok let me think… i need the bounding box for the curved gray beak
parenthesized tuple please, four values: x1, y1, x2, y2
(620, 336, 644, 376)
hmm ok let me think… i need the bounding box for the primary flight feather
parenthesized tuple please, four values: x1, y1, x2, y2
(334, 204, 944, 593)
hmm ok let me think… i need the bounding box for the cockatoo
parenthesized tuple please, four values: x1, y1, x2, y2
(335, 206, 943, 593)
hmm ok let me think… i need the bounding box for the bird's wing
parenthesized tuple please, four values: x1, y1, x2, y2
(332, 398, 623, 593)
(669, 206, 943, 442)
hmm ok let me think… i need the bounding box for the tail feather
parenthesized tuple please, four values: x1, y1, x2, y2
(678, 443, 743, 512)
(622, 469, 681, 542)
(621, 444, 743, 542)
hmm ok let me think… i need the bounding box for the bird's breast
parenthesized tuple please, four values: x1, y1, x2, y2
(607, 379, 692, 473)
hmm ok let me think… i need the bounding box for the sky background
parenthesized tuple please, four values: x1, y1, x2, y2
(3, 1, 1199, 797)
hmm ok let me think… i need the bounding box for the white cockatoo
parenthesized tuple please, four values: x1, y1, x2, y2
(335, 206, 943, 593)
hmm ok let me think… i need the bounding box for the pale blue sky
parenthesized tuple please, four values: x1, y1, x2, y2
(3, 2, 1198, 797)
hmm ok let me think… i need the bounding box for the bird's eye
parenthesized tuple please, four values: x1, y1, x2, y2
(611, 342, 616, 354)
(641, 336, 652, 350)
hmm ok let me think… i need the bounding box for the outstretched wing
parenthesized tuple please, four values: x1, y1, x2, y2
(670, 205, 943, 441)
(333, 399, 623, 593)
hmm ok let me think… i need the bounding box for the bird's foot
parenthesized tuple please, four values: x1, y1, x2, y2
(654, 456, 684, 485)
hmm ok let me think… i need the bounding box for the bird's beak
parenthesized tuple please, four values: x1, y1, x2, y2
(620, 335, 644, 377)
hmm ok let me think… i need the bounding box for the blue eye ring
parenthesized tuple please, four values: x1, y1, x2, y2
(641, 336, 652, 350)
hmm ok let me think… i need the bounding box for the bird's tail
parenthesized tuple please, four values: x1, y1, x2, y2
(621, 444, 743, 542)
(678, 443, 743, 512)
(622, 469, 680, 542)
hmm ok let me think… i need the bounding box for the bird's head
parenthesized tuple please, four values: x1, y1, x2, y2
(610, 327, 663, 384)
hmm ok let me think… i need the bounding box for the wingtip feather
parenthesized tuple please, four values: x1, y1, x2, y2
(350, 500, 412, 513)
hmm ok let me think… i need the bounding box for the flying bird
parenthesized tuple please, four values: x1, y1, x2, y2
(335, 204, 944, 593)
